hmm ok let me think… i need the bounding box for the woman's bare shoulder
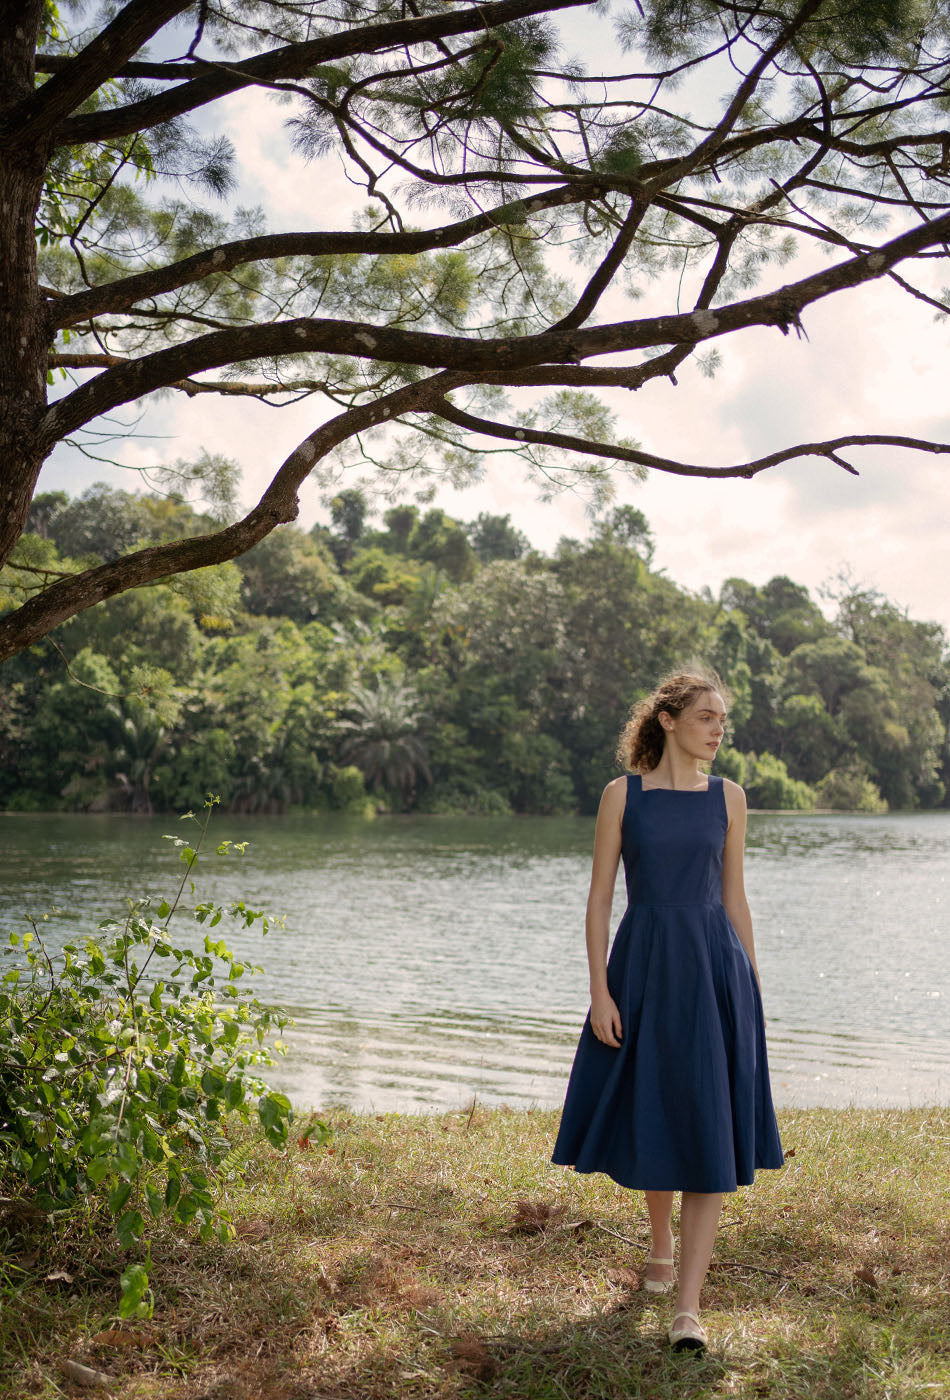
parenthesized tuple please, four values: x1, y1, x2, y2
(598, 775, 629, 814)
(721, 776, 748, 819)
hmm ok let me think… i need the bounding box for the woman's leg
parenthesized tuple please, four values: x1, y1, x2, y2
(643, 1189, 675, 1287)
(675, 1190, 723, 1315)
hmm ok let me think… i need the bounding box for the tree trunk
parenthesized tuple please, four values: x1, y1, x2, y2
(0, 0, 51, 570)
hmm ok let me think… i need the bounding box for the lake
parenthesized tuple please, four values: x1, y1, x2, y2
(1, 809, 947, 1113)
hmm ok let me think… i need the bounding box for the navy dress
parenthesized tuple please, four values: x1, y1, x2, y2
(551, 774, 785, 1193)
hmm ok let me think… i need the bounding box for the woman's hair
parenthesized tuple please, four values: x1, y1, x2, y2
(616, 668, 729, 774)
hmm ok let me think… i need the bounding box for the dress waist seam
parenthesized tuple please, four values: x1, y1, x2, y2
(628, 900, 722, 909)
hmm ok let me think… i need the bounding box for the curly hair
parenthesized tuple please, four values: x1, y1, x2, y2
(616, 668, 730, 774)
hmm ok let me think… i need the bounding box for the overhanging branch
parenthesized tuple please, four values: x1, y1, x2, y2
(40, 204, 950, 447)
(53, 0, 591, 146)
(430, 397, 950, 480)
(0, 370, 465, 662)
(49, 185, 583, 331)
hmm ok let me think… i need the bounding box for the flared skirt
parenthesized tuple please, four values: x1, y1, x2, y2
(551, 901, 785, 1193)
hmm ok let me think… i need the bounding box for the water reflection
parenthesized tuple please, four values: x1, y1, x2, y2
(1, 808, 948, 1112)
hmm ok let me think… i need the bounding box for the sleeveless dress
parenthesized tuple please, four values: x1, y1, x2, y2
(551, 773, 785, 1193)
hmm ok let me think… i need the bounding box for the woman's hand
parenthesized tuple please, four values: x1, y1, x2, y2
(590, 991, 623, 1048)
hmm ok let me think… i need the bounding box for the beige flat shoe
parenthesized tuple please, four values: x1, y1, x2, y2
(668, 1310, 708, 1352)
(642, 1255, 675, 1294)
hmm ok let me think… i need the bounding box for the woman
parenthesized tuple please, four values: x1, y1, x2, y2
(551, 670, 785, 1352)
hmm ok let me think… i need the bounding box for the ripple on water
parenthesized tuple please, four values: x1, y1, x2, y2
(1, 808, 948, 1112)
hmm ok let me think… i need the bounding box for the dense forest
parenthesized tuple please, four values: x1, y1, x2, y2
(2, 483, 948, 817)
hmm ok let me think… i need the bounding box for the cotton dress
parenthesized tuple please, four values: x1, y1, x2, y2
(551, 773, 785, 1193)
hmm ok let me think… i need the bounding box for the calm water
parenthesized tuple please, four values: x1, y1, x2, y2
(1, 810, 947, 1113)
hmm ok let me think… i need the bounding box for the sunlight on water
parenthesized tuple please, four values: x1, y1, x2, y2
(1, 809, 948, 1112)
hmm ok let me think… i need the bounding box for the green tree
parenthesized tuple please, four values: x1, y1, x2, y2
(347, 547, 426, 608)
(551, 532, 711, 809)
(328, 489, 370, 567)
(380, 505, 419, 556)
(832, 581, 948, 807)
(774, 691, 842, 785)
(467, 512, 530, 563)
(106, 686, 180, 815)
(408, 509, 477, 584)
(721, 576, 830, 657)
(784, 636, 869, 715)
(337, 676, 431, 806)
(46, 484, 153, 562)
(25, 489, 67, 538)
(239, 527, 340, 622)
(4, 1, 950, 660)
(593, 506, 655, 564)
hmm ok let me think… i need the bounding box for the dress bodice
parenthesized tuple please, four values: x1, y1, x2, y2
(621, 773, 728, 907)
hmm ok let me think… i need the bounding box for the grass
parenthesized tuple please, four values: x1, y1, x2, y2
(1, 1106, 948, 1399)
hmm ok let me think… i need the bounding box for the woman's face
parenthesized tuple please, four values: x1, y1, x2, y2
(660, 690, 727, 761)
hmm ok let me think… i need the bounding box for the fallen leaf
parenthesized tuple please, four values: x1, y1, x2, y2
(510, 1199, 566, 1234)
(853, 1267, 878, 1289)
(45, 1270, 74, 1284)
(784, 1147, 796, 1158)
(91, 1326, 157, 1349)
(449, 1335, 498, 1381)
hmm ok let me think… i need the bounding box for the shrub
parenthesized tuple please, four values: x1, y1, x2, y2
(330, 763, 375, 815)
(417, 785, 513, 816)
(744, 752, 816, 810)
(0, 798, 315, 1315)
(816, 763, 888, 812)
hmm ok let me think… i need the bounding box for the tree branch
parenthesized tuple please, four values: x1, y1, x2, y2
(1, 1, 192, 145)
(53, 0, 592, 146)
(40, 205, 950, 446)
(430, 396, 950, 480)
(0, 370, 466, 663)
(645, 0, 826, 193)
(552, 197, 648, 332)
(34, 54, 201, 81)
(49, 186, 583, 331)
(47, 353, 337, 399)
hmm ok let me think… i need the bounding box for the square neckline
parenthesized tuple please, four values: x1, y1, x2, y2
(636, 773, 711, 794)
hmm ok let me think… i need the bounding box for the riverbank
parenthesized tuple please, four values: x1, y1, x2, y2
(2, 1106, 947, 1399)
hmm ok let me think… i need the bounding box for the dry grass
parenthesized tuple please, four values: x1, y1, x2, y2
(1, 1106, 948, 1399)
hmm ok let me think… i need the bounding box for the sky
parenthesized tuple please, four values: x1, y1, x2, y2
(39, 4, 950, 633)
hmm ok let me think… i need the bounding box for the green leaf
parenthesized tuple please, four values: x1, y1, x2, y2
(109, 1181, 134, 1214)
(200, 1067, 226, 1097)
(119, 1263, 153, 1320)
(175, 1192, 199, 1225)
(145, 1183, 164, 1218)
(116, 1209, 145, 1248)
(86, 1156, 112, 1186)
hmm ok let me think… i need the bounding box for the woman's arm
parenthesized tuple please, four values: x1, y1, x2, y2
(586, 777, 626, 1047)
(721, 779, 763, 998)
